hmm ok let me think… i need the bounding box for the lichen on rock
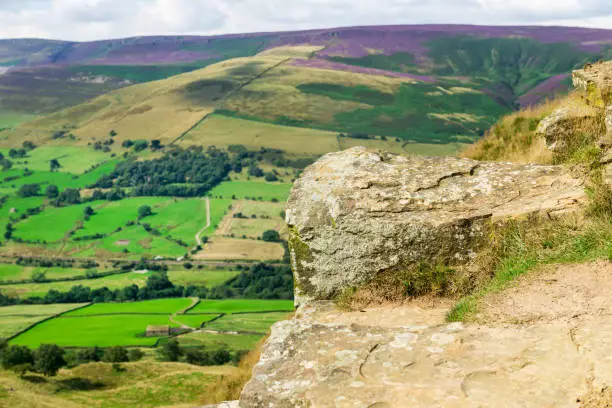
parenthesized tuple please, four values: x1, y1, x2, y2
(286, 147, 586, 305)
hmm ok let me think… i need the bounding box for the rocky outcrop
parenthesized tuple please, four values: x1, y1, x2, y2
(286, 147, 586, 304)
(241, 262, 612, 407)
(535, 105, 602, 153)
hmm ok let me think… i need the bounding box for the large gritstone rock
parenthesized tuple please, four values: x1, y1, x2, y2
(572, 61, 612, 147)
(241, 261, 612, 408)
(286, 147, 586, 305)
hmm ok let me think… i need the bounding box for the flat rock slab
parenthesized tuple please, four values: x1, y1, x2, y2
(286, 147, 586, 304)
(241, 263, 612, 407)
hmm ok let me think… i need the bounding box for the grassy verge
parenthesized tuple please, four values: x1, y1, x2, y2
(447, 216, 611, 322)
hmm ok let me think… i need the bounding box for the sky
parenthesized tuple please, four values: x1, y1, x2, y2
(2, 0, 612, 41)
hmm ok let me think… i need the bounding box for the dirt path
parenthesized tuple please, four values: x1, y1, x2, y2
(169, 297, 200, 329)
(195, 197, 211, 246)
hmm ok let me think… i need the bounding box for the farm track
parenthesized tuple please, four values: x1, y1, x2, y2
(170, 57, 292, 146)
(170, 297, 200, 329)
(195, 197, 211, 246)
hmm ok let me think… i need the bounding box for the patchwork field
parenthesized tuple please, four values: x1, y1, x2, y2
(196, 237, 285, 261)
(187, 299, 293, 314)
(209, 181, 292, 202)
(0, 146, 112, 174)
(0, 303, 86, 338)
(8, 299, 293, 348)
(0, 263, 107, 283)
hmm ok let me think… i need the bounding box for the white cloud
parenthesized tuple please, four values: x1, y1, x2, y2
(1, 0, 612, 41)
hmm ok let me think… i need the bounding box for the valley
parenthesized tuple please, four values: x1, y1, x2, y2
(0, 23, 611, 407)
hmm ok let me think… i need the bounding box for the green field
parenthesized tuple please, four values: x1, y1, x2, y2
(0, 263, 101, 283)
(0, 146, 112, 174)
(188, 299, 294, 314)
(209, 181, 292, 202)
(71, 225, 188, 259)
(177, 331, 263, 351)
(167, 268, 241, 287)
(11, 314, 178, 347)
(0, 196, 46, 226)
(173, 314, 221, 328)
(13, 201, 105, 242)
(0, 271, 151, 298)
(204, 312, 290, 333)
(67, 298, 193, 315)
(147, 198, 211, 243)
(0, 303, 86, 338)
(73, 197, 171, 239)
(0, 160, 118, 193)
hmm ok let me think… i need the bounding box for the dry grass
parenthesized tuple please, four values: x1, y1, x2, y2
(179, 113, 340, 155)
(258, 45, 324, 58)
(195, 238, 285, 261)
(200, 337, 268, 405)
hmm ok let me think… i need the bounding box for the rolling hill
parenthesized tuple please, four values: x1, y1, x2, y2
(3, 24, 612, 156)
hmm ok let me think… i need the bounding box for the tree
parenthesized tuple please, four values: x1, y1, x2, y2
(49, 159, 61, 172)
(122, 140, 134, 148)
(158, 339, 182, 362)
(31, 271, 47, 283)
(133, 140, 149, 152)
(83, 206, 94, 217)
(17, 184, 40, 198)
(262, 230, 281, 242)
(22, 141, 36, 150)
(211, 349, 231, 365)
(138, 205, 152, 219)
(57, 188, 81, 205)
(102, 347, 129, 363)
(264, 172, 278, 182)
(9, 148, 27, 159)
(46, 185, 59, 199)
(150, 140, 162, 150)
(4, 224, 14, 240)
(76, 347, 103, 363)
(146, 271, 174, 292)
(1, 345, 34, 371)
(128, 349, 144, 362)
(109, 130, 118, 137)
(34, 344, 66, 377)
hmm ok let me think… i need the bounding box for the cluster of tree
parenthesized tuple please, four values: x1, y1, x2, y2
(0, 342, 144, 378)
(0, 342, 67, 377)
(92, 146, 231, 197)
(121, 139, 161, 151)
(205, 263, 293, 300)
(227, 145, 314, 170)
(0, 262, 293, 307)
(261, 230, 281, 242)
(158, 339, 234, 366)
(8, 148, 28, 159)
(16, 257, 98, 269)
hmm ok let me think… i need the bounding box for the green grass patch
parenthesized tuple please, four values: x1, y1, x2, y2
(173, 314, 221, 328)
(73, 197, 171, 239)
(167, 268, 241, 287)
(177, 331, 263, 352)
(10, 314, 178, 347)
(447, 219, 612, 322)
(71, 225, 187, 259)
(0, 271, 151, 298)
(13, 201, 106, 243)
(0, 303, 86, 338)
(0, 263, 101, 282)
(209, 181, 291, 202)
(0, 146, 111, 174)
(146, 198, 213, 244)
(188, 299, 294, 314)
(67, 298, 193, 316)
(204, 312, 290, 333)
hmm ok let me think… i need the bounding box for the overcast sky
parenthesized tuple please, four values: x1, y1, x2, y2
(2, 0, 612, 41)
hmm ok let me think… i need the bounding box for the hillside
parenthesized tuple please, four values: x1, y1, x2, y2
(4, 25, 612, 157)
(2, 25, 612, 150)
